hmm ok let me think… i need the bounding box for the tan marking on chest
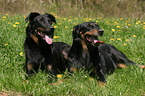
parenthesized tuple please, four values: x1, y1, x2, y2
(31, 35, 39, 45)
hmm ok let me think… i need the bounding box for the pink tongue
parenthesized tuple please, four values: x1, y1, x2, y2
(94, 40, 104, 44)
(45, 35, 53, 44)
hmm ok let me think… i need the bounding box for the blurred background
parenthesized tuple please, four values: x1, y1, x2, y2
(1, 0, 145, 20)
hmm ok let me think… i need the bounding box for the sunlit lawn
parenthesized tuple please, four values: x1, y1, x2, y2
(0, 13, 144, 96)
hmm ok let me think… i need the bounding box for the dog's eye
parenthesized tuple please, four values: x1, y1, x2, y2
(87, 25, 94, 29)
(86, 26, 91, 28)
(96, 25, 100, 27)
(48, 20, 52, 24)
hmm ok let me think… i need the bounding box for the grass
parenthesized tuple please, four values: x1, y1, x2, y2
(0, 13, 145, 96)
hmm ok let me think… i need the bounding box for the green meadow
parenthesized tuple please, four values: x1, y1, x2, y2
(0, 13, 145, 96)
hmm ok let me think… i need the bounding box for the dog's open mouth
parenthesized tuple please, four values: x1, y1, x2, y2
(38, 32, 52, 44)
(85, 35, 104, 45)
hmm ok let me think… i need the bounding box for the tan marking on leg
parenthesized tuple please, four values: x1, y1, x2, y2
(70, 67, 77, 72)
(140, 65, 145, 68)
(47, 65, 52, 72)
(51, 79, 67, 85)
(98, 81, 106, 87)
(117, 63, 127, 68)
(27, 63, 34, 70)
(62, 51, 68, 60)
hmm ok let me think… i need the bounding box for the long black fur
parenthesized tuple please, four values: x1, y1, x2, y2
(98, 43, 135, 74)
(24, 12, 71, 79)
(67, 22, 107, 83)
(67, 22, 135, 83)
(24, 12, 56, 77)
(51, 42, 71, 75)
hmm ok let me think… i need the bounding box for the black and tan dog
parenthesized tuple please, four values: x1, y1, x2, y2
(67, 22, 135, 83)
(24, 12, 57, 78)
(67, 22, 107, 83)
(24, 12, 70, 79)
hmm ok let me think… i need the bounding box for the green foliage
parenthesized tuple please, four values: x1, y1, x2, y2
(0, 14, 145, 95)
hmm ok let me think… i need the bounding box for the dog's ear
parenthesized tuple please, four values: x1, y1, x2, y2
(72, 24, 81, 39)
(95, 23, 104, 36)
(25, 12, 40, 22)
(44, 13, 56, 23)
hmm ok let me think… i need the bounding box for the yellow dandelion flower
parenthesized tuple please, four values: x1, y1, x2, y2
(54, 15, 58, 18)
(114, 22, 118, 25)
(85, 20, 89, 22)
(133, 35, 136, 37)
(117, 26, 120, 28)
(73, 22, 77, 25)
(120, 18, 123, 20)
(57, 74, 62, 79)
(125, 39, 130, 41)
(117, 38, 121, 40)
(84, 18, 88, 20)
(138, 21, 141, 23)
(8, 22, 11, 24)
(19, 52, 23, 56)
(5, 44, 8, 46)
(58, 23, 62, 25)
(54, 36, 59, 38)
(13, 24, 17, 27)
(54, 26, 57, 28)
(15, 22, 20, 24)
(106, 21, 109, 23)
(124, 43, 127, 45)
(89, 18, 92, 20)
(6, 14, 9, 15)
(63, 18, 66, 20)
(3, 16, 6, 19)
(51, 12, 55, 14)
(126, 20, 129, 22)
(112, 29, 115, 31)
(128, 24, 131, 26)
(75, 18, 78, 20)
(98, 17, 102, 19)
(24, 16, 26, 18)
(89, 78, 94, 81)
(65, 26, 68, 28)
(96, 21, 99, 23)
(136, 22, 139, 24)
(68, 19, 72, 22)
(110, 39, 115, 41)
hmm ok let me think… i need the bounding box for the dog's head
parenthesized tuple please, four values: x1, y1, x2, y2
(25, 12, 56, 44)
(72, 22, 104, 46)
